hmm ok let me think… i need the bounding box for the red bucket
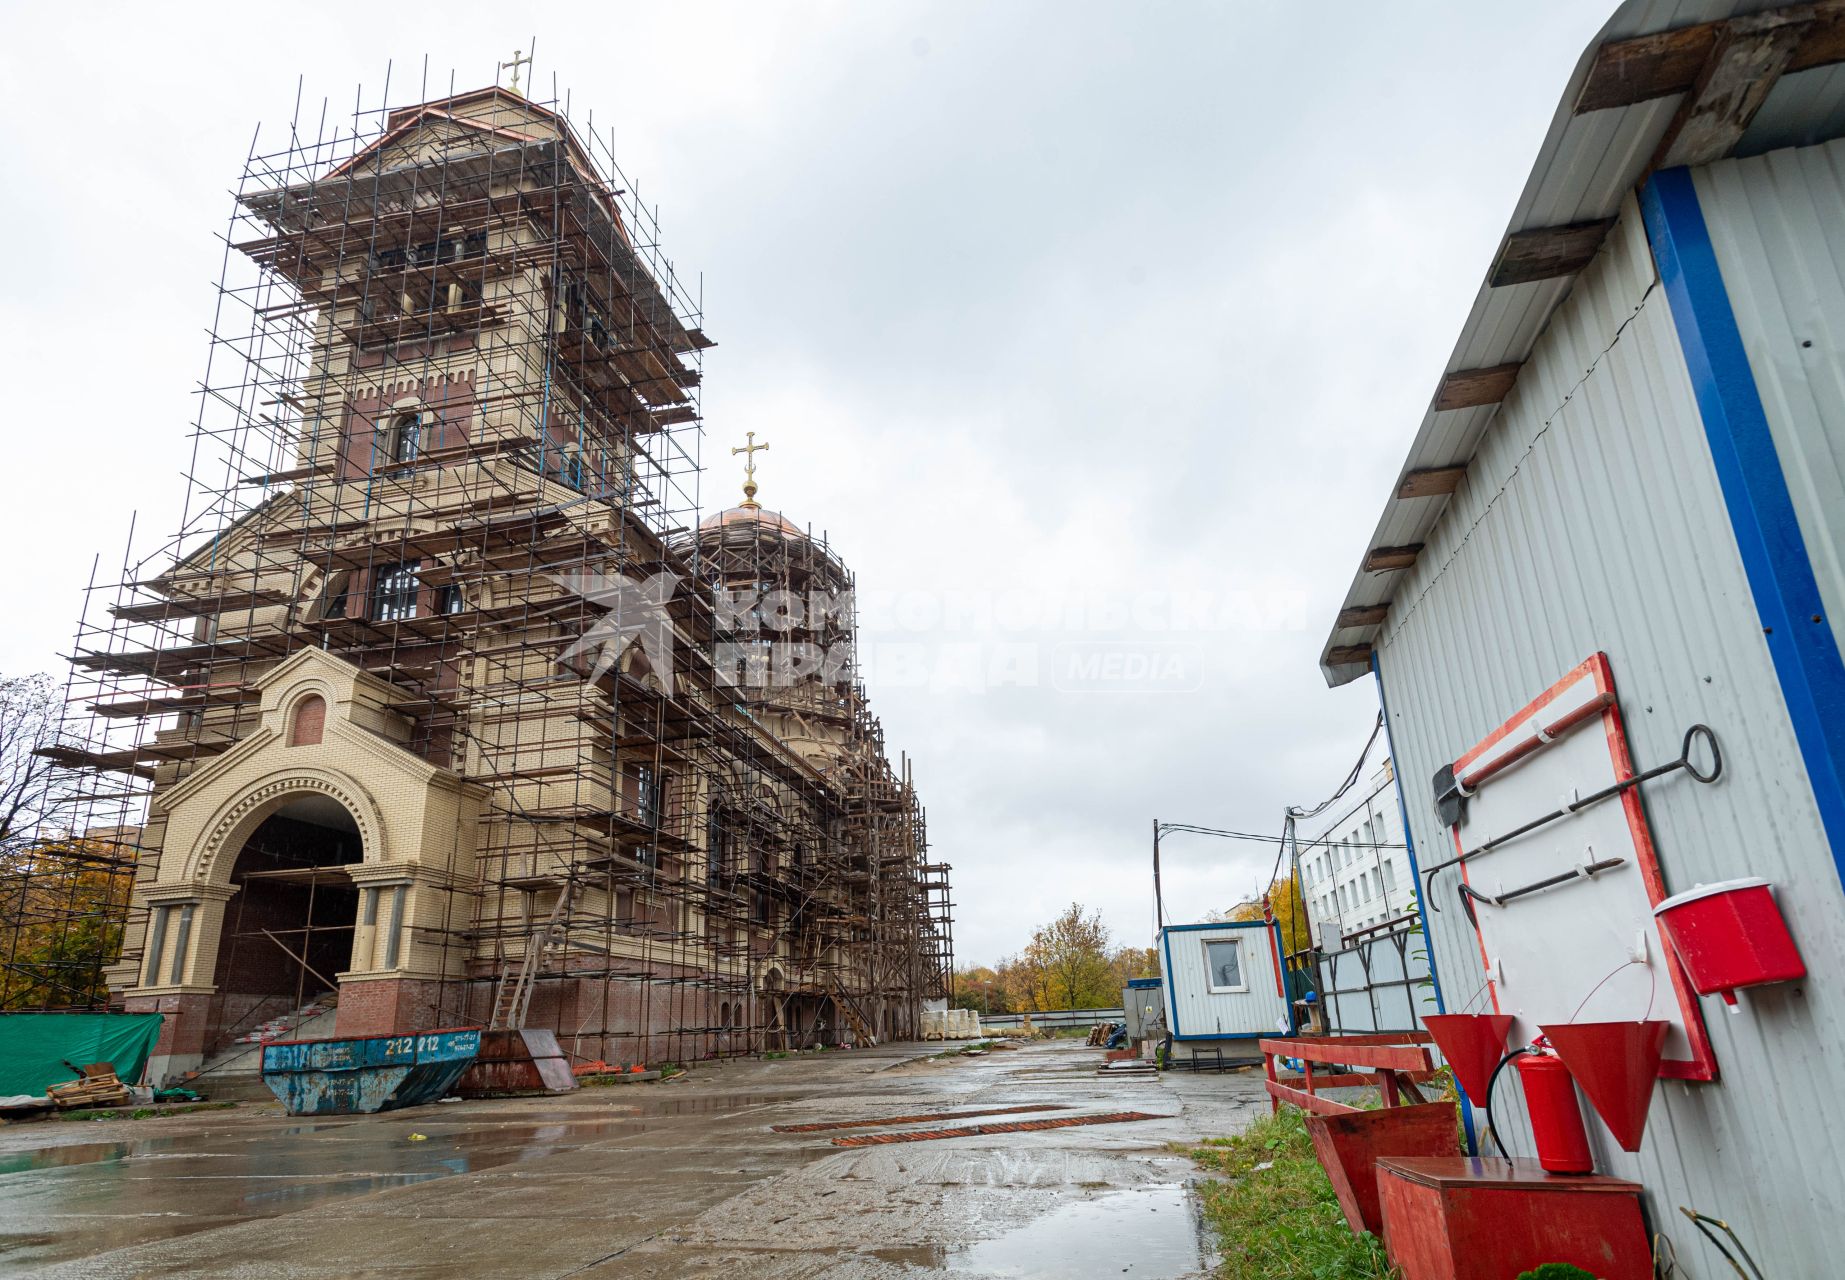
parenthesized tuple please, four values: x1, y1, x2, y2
(1423, 1013, 1515, 1108)
(1653, 878, 1805, 1005)
(1541, 1020, 1667, 1153)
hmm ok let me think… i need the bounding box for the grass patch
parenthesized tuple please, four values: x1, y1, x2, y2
(59, 1101, 239, 1122)
(1177, 1107, 1396, 1280)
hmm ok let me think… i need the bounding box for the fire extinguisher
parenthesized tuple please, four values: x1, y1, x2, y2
(1514, 1041, 1593, 1175)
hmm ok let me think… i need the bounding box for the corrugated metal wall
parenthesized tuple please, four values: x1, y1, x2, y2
(1374, 191, 1845, 1276)
(1698, 140, 1845, 644)
(1160, 924, 1287, 1040)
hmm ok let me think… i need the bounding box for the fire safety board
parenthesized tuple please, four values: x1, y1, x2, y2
(1443, 653, 1716, 1080)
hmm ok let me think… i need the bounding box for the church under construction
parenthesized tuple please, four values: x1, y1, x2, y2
(32, 75, 953, 1082)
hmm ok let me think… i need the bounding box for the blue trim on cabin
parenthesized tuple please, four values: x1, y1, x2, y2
(1643, 168, 1845, 891)
(1372, 650, 1476, 1152)
(1160, 920, 1280, 933)
(1159, 919, 1295, 1041)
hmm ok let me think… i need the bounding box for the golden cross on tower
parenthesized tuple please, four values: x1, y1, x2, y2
(731, 431, 770, 508)
(500, 49, 532, 93)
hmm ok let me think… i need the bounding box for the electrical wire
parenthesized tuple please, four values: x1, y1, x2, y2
(1482, 1046, 1531, 1162)
(1287, 712, 1385, 823)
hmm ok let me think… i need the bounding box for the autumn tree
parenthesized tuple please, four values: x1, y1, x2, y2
(0, 836, 135, 1008)
(0, 675, 78, 859)
(951, 964, 1011, 1015)
(0, 674, 131, 1009)
(1108, 945, 1158, 990)
(1228, 870, 1312, 956)
(1012, 903, 1115, 1010)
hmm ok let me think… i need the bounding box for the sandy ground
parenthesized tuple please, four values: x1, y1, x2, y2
(0, 1039, 1270, 1278)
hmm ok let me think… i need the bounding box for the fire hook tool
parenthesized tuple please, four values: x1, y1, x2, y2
(1424, 723, 1722, 912)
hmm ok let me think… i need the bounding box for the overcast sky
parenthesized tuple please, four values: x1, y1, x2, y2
(0, 2, 1615, 966)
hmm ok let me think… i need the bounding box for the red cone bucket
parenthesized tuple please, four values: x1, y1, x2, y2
(1423, 1013, 1516, 1107)
(1540, 1020, 1668, 1152)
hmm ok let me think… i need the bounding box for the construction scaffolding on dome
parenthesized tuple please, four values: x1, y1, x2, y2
(21, 65, 952, 1073)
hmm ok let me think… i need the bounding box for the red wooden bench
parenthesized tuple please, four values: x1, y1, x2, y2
(1259, 1032, 1462, 1237)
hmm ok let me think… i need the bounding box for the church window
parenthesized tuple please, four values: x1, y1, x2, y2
(389, 413, 421, 463)
(372, 562, 421, 621)
(437, 584, 465, 615)
(316, 571, 350, 621)
(633, 765, 663, 829)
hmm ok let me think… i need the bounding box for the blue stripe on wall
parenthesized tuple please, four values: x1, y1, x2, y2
(1372, 650, 1475, 1152)
(1642, 167, 1845, 890)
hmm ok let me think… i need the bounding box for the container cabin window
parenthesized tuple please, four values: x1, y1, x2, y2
(372, 562, 420, 621)
(1204, 938, 1246, 993)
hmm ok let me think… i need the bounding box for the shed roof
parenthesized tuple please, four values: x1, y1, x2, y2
(1320, 0, 1845, 687)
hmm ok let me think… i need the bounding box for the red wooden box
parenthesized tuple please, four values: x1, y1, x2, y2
(1377, 1157, 1651, 1280)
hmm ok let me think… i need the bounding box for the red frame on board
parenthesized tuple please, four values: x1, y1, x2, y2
(1448, 652, 1717, 1082)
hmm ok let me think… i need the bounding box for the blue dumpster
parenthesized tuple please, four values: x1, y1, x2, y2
(261, 1028, 482, 1115)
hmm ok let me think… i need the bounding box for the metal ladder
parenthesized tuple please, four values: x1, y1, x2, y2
(488, 878, 581, 1031)
(827, 978, 877, 1047)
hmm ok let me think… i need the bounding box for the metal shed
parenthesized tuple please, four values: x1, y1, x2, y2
(1159, 920, 1293, 1062)
(1317, 2, 1845, 1272)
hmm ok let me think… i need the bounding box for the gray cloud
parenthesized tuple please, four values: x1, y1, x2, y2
(0, 0, 1613, 964)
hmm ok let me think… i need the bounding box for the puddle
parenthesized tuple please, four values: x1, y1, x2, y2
(0, 1115, 657, 1269)
(945, 1185, 1207, 1278)
(0, 1143, 137, 1176)
(639, 1093, 776, 1116)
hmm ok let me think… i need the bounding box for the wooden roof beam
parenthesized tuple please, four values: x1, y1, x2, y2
(1574, 5, 1845, 114)
(1488, 221, 1615, 287)
(1362, 544, 1423, 573)
(1336, 605, 1390, 629)
(1397, 466, 1469, 500)
(1434, 364, 1522, 412)
(1325, 643, 1374, 668)
(1650, 13, 1815, 170)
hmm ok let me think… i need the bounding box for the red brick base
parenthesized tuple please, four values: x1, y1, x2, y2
(124, 993, 214, 1059)
(334, 978, 447, 1037)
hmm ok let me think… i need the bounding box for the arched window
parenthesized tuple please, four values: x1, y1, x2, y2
(290, 695, 326, 747)
(389, 412, 421, 464)
(718, 1001, 730, 1032)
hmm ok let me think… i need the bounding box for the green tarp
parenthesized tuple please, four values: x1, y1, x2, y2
(0, 1013, 165, 1097)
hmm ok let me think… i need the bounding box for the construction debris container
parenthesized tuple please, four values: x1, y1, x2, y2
(262, 1029, 481, 1115)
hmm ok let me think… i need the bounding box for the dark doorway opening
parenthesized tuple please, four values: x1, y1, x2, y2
(207, 796, 363, 1052)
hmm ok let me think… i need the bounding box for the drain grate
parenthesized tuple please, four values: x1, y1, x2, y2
(773, 1104, 1068, 1134)
(831, 1110, 1164, 1146)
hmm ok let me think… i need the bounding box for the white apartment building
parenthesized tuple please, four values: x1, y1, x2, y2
(1296, 753, 1414, 947)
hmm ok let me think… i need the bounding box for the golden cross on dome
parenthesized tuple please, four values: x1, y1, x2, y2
(500, 49, 532, 93)
(731, 431, 770, 508)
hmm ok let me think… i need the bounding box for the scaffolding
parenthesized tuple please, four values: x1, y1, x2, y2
(18, 69, 953, 1066)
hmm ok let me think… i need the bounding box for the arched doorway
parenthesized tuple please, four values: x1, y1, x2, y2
(207, 794, 363, 1049)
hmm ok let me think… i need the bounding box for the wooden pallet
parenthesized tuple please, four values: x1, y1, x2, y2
(48, 1063, 131, 1109)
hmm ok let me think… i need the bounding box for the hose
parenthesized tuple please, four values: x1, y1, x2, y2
(1482, 1047, 1533, 1162)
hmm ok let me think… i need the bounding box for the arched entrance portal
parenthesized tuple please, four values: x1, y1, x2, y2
(207, 794, 363, 1048)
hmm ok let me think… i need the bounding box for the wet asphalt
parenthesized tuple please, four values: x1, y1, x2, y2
(0, 1040, 1270, 1278)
